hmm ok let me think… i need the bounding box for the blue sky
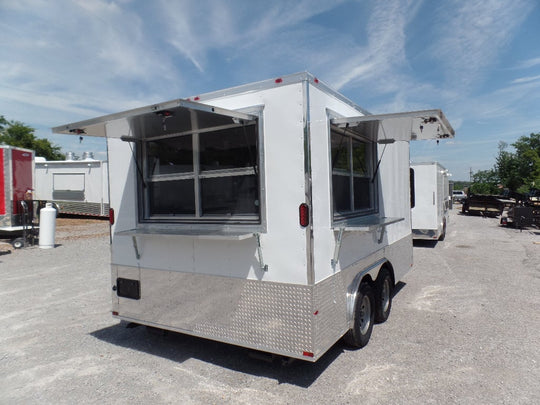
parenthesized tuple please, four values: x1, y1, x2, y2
(1, 0, 539, 180)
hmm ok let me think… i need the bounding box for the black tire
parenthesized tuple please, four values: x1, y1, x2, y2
(12, 238, 24, 249)
(343, 282, 375, 348)
(375, 267, 393, 323)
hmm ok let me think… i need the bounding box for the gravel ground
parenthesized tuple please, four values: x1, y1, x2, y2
(1, 209, 539, 404)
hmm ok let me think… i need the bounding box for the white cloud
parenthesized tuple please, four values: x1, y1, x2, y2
(330, 0, 418, 90)
(0, 0, 187, 125)
(158, 0, 349, 73)
(511, 75, 540, 84)
(513, 57, 540, 70)
(431, 0, 534, 91)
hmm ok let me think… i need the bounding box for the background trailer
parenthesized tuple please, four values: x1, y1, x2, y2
(54, 72, 454, 362)
(0, 145, 34, 230)
(410, 162, 451, 241)
(34, 153, 109, 217)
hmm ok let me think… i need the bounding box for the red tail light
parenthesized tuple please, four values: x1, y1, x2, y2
(299, 203, 309, 227)
(109, 208, 115, 225)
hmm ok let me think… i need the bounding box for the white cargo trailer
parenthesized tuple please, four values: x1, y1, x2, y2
(34, 153, 109, 217)
(410, 162, 450, 241)
(53, 72, 454, 361)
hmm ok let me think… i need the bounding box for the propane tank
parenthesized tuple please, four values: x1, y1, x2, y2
(39, 203, 57, 249)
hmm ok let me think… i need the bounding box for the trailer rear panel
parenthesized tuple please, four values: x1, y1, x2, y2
(411, 162, 450, 240)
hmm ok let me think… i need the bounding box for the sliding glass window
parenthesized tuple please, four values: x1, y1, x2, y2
(140, 123, 260, 223)
(330, 127, 377, 219)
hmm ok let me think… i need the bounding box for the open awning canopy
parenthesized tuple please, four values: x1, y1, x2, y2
(331, 109, 455, 143)
(52, 98, 258, 140)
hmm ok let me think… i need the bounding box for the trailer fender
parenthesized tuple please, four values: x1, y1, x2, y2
(346, 258, 390, 325)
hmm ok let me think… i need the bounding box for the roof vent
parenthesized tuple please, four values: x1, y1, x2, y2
(82, 152, 95, 161)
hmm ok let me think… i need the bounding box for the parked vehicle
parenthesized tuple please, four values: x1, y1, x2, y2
(411, 162, 450, 241)
(53, 72, 454, 361)
(462, 194, 513, 217)
(500, 189, 540, 228)
(452, 190, 466, 203)
(529, 193, 540, 227)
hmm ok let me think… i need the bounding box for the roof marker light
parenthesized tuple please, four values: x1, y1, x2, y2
(194, 96, 200, 101)
(275, 78, 283, 83)
(314, 77, 319, 83)
(303, 351, 314, 358)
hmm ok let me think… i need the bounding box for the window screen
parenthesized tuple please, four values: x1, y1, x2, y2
(331, 127, 377, 218)
(140, 123, 260, 223)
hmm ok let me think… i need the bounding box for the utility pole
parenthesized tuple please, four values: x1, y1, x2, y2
(469, 167, 473, 182)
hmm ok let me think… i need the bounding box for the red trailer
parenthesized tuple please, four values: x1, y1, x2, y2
(0, 145, 36, 248)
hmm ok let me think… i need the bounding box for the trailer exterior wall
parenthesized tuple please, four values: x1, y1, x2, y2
(307, 85, 412, 284)
(34, 159, 110, 217)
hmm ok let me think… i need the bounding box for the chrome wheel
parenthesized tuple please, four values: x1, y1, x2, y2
(343, 281, 375, 348)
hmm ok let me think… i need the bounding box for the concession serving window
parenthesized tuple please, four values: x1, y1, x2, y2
(126, 101, 263, 225)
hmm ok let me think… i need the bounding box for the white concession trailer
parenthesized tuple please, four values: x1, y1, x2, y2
(410, 162, 451, 241)
(53, 73, 454, 361)
(34, 153, 109, 217)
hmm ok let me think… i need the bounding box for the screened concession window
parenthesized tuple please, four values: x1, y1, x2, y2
(330, 125, 377, 219)
(132, 102, 261, 224)
(329, 109, 455, 221)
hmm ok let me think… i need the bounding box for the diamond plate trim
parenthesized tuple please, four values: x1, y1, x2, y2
(313, 272, 348, 356)
(195, 280, 313, 354)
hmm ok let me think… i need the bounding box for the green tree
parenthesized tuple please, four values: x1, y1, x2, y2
(494, 133, 540, 193)
(0, 115, 65, 160)
(513, 133, 540, 193)
(496, 142, 520, 191)
(452, 181, 471, 191)
(469, 169, 499, 194)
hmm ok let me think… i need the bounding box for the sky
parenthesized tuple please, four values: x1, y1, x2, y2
(1, 0, 539, 180)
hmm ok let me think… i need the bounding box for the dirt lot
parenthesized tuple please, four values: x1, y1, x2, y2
(1, 210, 539, 404)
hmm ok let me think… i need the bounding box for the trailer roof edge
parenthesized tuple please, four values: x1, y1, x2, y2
(52, 72, 372, 137)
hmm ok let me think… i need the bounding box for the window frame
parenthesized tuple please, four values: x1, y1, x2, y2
(136, 106, 265, 226)
(329, 124, 379, 221)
